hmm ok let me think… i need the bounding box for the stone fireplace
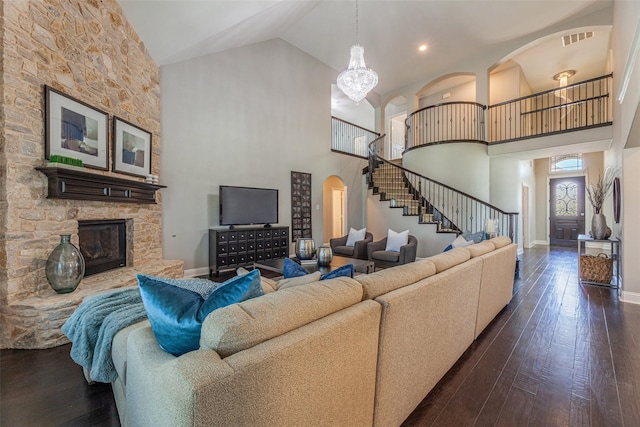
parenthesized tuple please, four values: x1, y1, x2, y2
(79, 219, 129, 276)
(0, 0, 183, 349)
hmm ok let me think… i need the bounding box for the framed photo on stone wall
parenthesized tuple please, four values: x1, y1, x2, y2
(112, 117, 152, 177)
(44, 85, 109, 170)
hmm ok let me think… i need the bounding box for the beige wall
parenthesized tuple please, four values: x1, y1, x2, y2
(160, 39, 367, 273)
(418, 79, 476, 108)
(403, 143, 491, 201)
(612, 0, 640, 301)
(489, 65, 524, 105)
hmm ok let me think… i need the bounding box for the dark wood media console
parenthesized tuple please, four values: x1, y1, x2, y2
(209, 226, 289, 277)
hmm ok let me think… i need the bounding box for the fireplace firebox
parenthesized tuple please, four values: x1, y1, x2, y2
(79, 219, 127, 276)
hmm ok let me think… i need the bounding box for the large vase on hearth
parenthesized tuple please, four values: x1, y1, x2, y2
(45, 234, 85, 294)
(591, 214, 608, 240)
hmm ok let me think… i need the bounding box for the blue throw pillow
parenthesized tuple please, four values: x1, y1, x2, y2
(283, 258, 309, 278)
(462, 230, 485, 243)
(443, 244, 453, 252)
(283, 258, 353, 280)
(138, 270, 263, 356)
(320, 264, 354, 280)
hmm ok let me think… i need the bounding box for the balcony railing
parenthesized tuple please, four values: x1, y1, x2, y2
(405, 102, 486, 151)
(368, 134, 519, 243)
(331, 116, 380, 159)
(488, 74, 613, 144)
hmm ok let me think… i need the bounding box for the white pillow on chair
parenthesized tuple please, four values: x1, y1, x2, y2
(385, 229, 409, 252)
(346, 227, 366, 247)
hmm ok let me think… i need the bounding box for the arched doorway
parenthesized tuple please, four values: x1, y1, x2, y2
(322, 176, 347, 244)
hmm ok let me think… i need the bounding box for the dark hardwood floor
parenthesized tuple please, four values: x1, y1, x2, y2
(2, 246, 638, 427)
(403, 245, 640, 427)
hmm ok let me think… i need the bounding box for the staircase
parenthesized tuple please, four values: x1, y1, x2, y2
(369, 160, 458, 234)
(331, 117, 519, 243)
(367, 135, 519, 243)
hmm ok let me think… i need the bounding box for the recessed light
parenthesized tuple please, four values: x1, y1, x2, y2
(418, 44, 428, 52)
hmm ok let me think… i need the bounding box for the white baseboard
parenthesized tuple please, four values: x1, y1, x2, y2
(183, 267, 210, 278)
(619, 290, 640, 305)
(531, 240, 549, 246)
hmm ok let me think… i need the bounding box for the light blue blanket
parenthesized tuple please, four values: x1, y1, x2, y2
(62, 287, 147, 383)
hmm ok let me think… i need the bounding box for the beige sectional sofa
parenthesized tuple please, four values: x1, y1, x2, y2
(110, 236, 516, 427)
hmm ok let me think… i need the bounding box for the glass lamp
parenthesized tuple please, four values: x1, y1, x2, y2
(484, 218, 499, 239)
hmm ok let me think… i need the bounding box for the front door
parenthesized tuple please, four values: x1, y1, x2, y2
(549, 176, 585, 246)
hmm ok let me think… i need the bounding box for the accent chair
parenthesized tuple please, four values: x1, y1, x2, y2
(330, 232, 373, 260)
(367, 235, 418, 269)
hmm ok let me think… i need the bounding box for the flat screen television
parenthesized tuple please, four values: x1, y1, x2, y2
(219, 185, 278, 227)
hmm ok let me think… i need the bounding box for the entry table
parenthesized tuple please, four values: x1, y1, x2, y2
(577, 234, 620, 288)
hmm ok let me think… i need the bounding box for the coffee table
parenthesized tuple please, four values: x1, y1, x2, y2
(254, 255, 374, 275)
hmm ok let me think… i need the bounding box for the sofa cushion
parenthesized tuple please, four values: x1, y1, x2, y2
(357, 260, 437, 300)
(200, 277, 364, 357)
(490, 236, 512, 249)
(426, 247, 471, 273)
(468, 241, 496, 258)
(138, 270, 263, 356)
(276, 271, 322, 290)
(111, 319, 149, 385)
(346, 227, 367, 246)
(372, 250, 400, 262)
(333, 245, 355, 256)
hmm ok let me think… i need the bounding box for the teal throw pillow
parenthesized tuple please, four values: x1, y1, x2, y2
(283, 258, 353, 280)
(136, 274, 220, 299)
(138, 270, 263, 356)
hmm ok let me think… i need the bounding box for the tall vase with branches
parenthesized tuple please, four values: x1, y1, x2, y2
(586, 168, 616, 239)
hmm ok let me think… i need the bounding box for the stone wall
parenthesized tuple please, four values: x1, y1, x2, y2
(1, 0, 182, 349)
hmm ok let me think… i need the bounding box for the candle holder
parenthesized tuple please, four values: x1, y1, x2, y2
(317, 246, 333, 267)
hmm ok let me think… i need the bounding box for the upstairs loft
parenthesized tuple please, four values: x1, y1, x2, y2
(330, 74, 614, 248)
(333, 74, 613, 160)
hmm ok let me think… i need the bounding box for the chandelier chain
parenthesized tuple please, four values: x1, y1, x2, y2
(355, 0, 359, 45)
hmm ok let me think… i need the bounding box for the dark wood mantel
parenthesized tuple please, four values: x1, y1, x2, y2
(36, 166, 166, 204)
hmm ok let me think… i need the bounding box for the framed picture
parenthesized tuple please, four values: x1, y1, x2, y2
(44, 85, 109, 170)
(112, 117, 152, 177)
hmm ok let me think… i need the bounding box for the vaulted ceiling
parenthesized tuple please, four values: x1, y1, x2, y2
(118, 0, 613, 97)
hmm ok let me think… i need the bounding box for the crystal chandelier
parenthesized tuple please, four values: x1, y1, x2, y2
(337, 0, 378, 103)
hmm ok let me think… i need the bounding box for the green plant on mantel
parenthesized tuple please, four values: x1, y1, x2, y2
(586, 168, 616, 214)
(49, 155, 83, 167)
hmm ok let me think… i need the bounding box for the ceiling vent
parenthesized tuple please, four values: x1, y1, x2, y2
(562, 32, 594, 47)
